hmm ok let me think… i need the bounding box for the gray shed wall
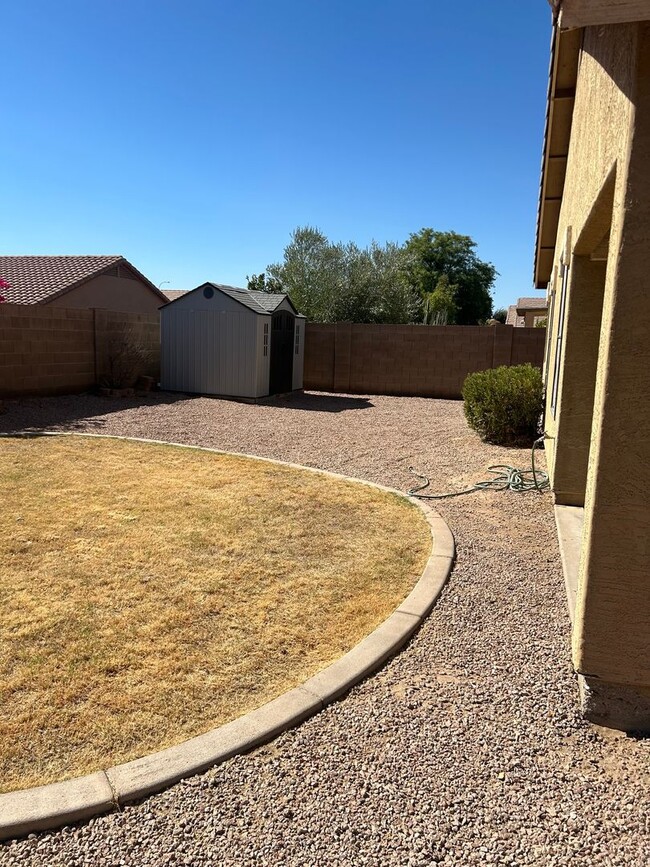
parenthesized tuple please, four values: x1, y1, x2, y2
(163, 289, 244, 314)
(161, 308, 264, 398)
(160, 287, 304, 398)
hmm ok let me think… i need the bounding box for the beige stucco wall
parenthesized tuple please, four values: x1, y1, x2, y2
(543, 22, 650, 724)
(47, 274, 163, 314)
(543, 23, 637, 487)
(575, 22, 650, 692)
(523, 309, 546, 327)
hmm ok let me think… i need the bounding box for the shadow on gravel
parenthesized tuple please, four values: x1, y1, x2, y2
(0, 391, 195, 434)
(260, 392, 374, 413)
(0, 390, 374, 435)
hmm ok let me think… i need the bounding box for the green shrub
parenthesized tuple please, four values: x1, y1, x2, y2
(462, 364, 543, 445)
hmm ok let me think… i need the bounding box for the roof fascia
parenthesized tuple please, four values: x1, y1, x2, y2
(533, 23, 581, 289)
(38, 256, 121, 304)
(119, 260, 169, 303)
(556, 0, 650, 29)
(40, 257, 167, 306)
(159, 282, 210, 310)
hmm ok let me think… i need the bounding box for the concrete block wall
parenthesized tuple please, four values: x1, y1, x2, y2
(0, 304, 160, 398)
(303, 324, 336, 391)
(95, 310, 160, 384)
(304, 323, 545, 398)
(511, 327, 547, 367)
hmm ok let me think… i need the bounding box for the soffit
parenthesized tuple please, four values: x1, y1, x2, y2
(534, 26, 582, 288)
(554, 0, 650, 29)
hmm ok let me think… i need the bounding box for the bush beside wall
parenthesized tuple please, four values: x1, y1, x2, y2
(462, 363, 544, 445)
(304, 322, 546, 399)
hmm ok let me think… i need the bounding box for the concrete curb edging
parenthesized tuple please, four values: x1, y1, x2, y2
(0, 431, 456, 840)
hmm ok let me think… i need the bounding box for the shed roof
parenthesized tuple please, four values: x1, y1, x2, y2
(162, 282, 303, 316)
(0, 255, 167, 305)
(215, 284, 291, 314)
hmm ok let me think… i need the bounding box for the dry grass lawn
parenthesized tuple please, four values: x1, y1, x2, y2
(0, 435, 430, 792)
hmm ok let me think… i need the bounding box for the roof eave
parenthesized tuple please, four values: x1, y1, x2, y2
(516, 305, 547, 315)
(34, 255, 122, 304)
(554, 0, 650, 30)
(39, 256, 168, 306)
(120, 261, 170, 303)
(533, 23, 582, 289)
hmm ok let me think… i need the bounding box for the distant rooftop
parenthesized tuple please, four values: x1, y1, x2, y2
(0, 255, 165, 305)
(506, 296, 548, 327)
(0, 255, 122, 304)
(506, 305, 525, 327)
(516, 296, 548, 313)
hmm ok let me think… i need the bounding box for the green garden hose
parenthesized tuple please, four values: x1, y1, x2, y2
(407, 435, 549, 499)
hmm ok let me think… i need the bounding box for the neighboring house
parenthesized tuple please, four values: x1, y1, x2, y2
(505, 306, 525, 327)
(534, 0, 650, 730)
(161, 289, 189, 302)
(160, 282, 306, 399)
(505, 296, 548, 327)
(0, 256, 167, 313)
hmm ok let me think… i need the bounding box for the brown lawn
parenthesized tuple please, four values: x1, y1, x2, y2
(0, 435, 430, 792)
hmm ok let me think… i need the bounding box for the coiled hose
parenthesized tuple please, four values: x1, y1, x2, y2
(407, 435, 550, 499)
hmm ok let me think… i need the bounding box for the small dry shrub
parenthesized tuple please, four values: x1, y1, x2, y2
(100, 326, 152, 389)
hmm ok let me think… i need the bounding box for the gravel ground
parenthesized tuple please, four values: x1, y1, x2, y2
(1, 391, 649, 866)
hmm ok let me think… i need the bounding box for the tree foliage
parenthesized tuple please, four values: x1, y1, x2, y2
(422, 275, 458, 325)
(254, 225, 497, 325)
(264, 226, 419, 324)
(403, 229, 496, 325)
(246, 272, 284, 294)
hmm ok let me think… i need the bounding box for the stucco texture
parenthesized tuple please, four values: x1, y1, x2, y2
(48, 274, 163, 314)
(542, 22, 650, 721)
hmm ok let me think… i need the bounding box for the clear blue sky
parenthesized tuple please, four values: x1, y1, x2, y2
(1, 0, 552, 310)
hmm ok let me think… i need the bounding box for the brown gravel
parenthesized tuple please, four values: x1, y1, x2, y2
(1, 391, 649, 866)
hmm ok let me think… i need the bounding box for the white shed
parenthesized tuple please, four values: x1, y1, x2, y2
(160, 283, 306, 399)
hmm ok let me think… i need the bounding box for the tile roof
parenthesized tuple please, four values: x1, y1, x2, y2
(506, 305, 525, 327)
(0, 255, 125, 304)
(505, 296, 548, 326)
(161, 289, 189, 301)
(516, 296, 548, 312)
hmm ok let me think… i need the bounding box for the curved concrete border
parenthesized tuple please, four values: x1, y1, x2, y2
(0, 431, 455, 840)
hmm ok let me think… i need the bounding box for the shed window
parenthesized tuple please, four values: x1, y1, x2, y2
(203, 286, 214, 299)
(263, 322, 269, 357)
(295, 325, 300, 355)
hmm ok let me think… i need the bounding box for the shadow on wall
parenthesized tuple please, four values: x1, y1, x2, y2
(258, 392, 374, 413)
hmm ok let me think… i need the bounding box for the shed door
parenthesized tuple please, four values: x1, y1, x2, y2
(269, 311, 295, 394)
